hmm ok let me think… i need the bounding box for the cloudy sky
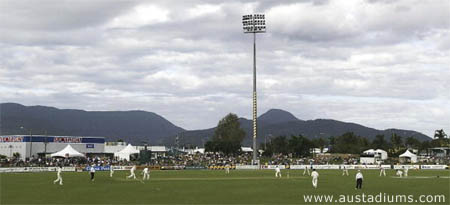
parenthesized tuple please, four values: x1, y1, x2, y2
(0, 0, 449, 137)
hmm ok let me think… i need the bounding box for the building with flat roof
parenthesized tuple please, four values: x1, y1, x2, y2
(0, 135, 105, 160)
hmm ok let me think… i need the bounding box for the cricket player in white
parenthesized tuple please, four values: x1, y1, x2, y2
(225, 164, 230, 174)
(275, 166, 282, 178)
(110, 165, 114, 177)
(142, 167, 150, 180)
(404, 166, 409, 177)
(303, 166, 310, 176)
(127, 165, 137, 179)
(53, 166, 63, 185)
(379, 166, 386, 176)
(396, 169, 403, 177)
(342, 165, 349, 176)
(311, 169, 319, 188)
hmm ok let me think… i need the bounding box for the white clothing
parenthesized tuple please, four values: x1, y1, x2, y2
(225, 166, 230, 174)
(275, 167, 281, 178)
(110, 166, 114, 177)
(90, 167, 95, 173)
(396, 170, 403, 177)
(303, 166, 310, 176)
(342, 166, 349, 176)
(127, 166, 137, 179)
(356, 172, 363, 180)
(142, 168, 150, 180)
(311, 171, 319, 188)
(404, 167, 409, 177)
(53, 167, 63, 185)
(379, 168, 386, 176)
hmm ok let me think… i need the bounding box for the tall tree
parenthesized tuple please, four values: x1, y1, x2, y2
(332, 132, 366, 154)
(288, 135, 312, 157)
(372, 135, 389, 150)
(405, 136, 420, 149)
(433, 129, 449, 147)
(271, 136, 289, 155)
(390, 133, 403, 151)
(205, 113, 246, 155)
(434, 129, 447, 140)
(312, 137, 327, 153)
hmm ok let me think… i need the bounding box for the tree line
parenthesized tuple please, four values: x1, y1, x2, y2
(205, 113, 449, 157)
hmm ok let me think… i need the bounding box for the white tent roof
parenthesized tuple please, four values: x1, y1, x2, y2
(51, 144, 85, 158)
(241, 147, 253, 152)
(116, 144, 140, 155)
(114, 144, 140, 161)
(399, 150, 416, 158)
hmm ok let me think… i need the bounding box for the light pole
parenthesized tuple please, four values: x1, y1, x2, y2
(242, 14, 266, 164)
(21, 126, 33, 159)
(43, 130, 48, 161)
(9, 145, 13, 159)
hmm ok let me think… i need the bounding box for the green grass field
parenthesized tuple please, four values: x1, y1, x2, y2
(1, 169, 449, 204)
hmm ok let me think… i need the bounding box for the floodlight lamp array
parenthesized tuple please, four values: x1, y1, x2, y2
(242, 14, 266, 33)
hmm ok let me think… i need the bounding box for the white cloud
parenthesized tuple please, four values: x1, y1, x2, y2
(106, 4, 170, 28)
(187, 4, 223, 18)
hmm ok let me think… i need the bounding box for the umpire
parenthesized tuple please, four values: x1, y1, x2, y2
(90, 165, 96, 181)
(355, 170, 363, 189)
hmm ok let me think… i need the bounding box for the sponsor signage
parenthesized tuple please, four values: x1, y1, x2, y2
(185, 166, 207, 170)
(235, 165, 259, 170)
(54, 137, 82, 143)
(393, 165, 420, 169)
(420, 165, 448, 170)
(84, 166, 111, 171)
(262, 165, 286, 169)
(0, 136, 105, 143)
(0, 136, 24, 142)
(0, 167, 75, 173)
(86, 144, 95, 148)
(290, 165, 310, 170)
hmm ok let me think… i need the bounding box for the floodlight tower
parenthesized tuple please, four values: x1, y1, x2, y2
(242, 14, 266, 164)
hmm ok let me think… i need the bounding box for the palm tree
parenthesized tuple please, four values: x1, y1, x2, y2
(433, 129, 448, 147)
(434, 129, 447, 140)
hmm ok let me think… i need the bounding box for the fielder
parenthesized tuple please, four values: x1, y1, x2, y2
(142, 167, 150, 180)
(311, 169, 319, 188)
(404, 166, 409, 177)
(225, 164, 230, 174)
(127, 165, 137, 179)
(275, 166, 282, 178)
(110, 165, 114, 177)
(396, 169, 403, 177)
(379, 166, 386, 176)
(303, 166, 310, 176)
(342, 165, 349, 176)
(53, 166, 63, 185)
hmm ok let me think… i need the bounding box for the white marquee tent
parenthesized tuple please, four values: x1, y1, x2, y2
(51, 144, 85, 158)
(114, 144, 140, 161)
(399, 150, 417, 163)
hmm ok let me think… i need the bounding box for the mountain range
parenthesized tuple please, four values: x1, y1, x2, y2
(0, 103, 431, 146)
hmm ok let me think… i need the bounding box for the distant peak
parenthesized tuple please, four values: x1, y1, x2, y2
(258, 109, 300, 124)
